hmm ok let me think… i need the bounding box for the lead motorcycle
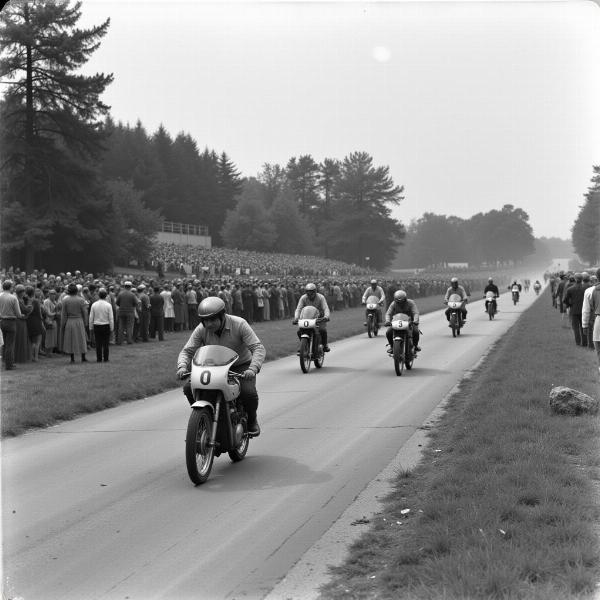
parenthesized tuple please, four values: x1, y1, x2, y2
(389, 312, 415, 376)
(365, 294, 382, 338)
(184, 345, 256, 485)
(445, 293, 465, 337)
(294, 305, 327, 373)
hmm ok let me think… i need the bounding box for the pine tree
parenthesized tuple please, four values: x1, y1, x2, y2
(0, 0, 113, 271)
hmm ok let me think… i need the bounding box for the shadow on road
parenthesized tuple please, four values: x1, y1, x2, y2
(192, 453, 332, 492)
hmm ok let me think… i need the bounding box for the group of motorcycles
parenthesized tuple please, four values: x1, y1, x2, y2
(183, 284, 530, 484)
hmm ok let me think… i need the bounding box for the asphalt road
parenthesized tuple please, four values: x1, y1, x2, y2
(2, 287, 541, 600)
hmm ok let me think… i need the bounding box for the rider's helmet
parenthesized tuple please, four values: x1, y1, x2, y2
(488, 277, 493, 283)
(450, 277, 458, 289)
(305, 283, 317, 299)
(394, 290, 407, 302)
(198, 296, 226, 324)
(370, 278, 377, 287)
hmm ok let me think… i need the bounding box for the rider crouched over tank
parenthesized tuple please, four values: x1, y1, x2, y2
(384, 290, 421, 354)
(176, 297, 265, 437)
(293, 283, 331, 352)
(444, 277, 469, 323)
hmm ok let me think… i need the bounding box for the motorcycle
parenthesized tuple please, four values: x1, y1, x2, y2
(484, 291, 498, 320)
(184, 345, 256, 485)
(511, 285, 520, 305)
(446, 293, 465, 337)
(533, 282, 541, 296)
(389, 312, 414, 376)
(365, 295, 382, 338)
(295, 305, 327, 373)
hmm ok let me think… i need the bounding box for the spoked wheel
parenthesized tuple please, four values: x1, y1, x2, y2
(488, 303, 495, 320)
(393, 338, 404, 376)
(299, 337, 311, 373)
(228, 417, 249, 462)
(450, 314, 457, 338)
(367, 318, 374, 338)
(186, 407, 215, 485)
(314, 337, 325, 368)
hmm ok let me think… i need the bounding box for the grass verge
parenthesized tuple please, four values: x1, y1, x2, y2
(0, 294, 446, 437)
(319, 290, 600, 600)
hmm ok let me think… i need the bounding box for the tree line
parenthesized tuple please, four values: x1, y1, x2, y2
(2, 1, 594, 275)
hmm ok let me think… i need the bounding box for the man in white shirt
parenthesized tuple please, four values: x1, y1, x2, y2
(89, 288, 114, 362)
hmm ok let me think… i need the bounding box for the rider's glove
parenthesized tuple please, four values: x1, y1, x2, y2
(384, 321, 391, 327)
(243, 369, 256, 380)
(292, 319, 298, 325)
(176, 367, 188, 380)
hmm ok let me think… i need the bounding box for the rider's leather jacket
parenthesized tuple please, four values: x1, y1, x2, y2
(385, 298, 420, 325)
(484, 284, 499, 296)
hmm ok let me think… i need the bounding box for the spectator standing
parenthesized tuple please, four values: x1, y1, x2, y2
(186, 284, 198, 329)
(172, 282, 185, 331)
(116, 281, 138, 344)
(0, 280, 23, 370)
(232, 284, 243, 317)
(61, 282, 88, 363)
(89, 288, 114, 362)
(582, 269, 600, 375)
(137, 285, 150, 342)
(161, 284, 175, 332)
(14, 284, 32, 364)
(563, 273, 587, 346)
(42, 289, 58, 355)
(25, 286, 45, 362)
(149, 287, 165, 341)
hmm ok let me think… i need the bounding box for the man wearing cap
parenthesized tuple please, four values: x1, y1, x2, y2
(115, 281, 139, 345)
(0, 280, 23, 370)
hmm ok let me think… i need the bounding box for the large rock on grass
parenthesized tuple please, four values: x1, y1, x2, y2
(549, 386, 599, 415)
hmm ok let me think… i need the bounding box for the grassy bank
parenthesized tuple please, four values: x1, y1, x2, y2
(0, 294, 446, 437)
(319, 290, 600, 599)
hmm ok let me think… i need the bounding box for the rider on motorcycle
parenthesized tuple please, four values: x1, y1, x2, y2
(444, 277, 469, 322)
(293, 283, 331, 352)
(384, 290, 421, 354)
(362, 279, 385, 326)
(483, 277, 500, 312)
(176, 297, 266, 436)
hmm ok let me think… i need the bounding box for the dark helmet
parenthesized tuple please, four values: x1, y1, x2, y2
(394, 290, 407, 302)
(198, 297, 226, 321)
(305, 283, 317, 295)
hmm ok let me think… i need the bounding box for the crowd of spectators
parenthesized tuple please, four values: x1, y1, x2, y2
(0, 242, 515, 370)
(547, 268, 600, 374)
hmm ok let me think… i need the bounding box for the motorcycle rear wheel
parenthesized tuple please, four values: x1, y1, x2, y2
(186, 407, 215, 485)
(299, 337, 311, 373)
(393, 338, 404, 376)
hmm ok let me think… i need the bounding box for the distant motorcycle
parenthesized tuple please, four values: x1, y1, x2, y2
(184, 345, 256, 485)
(445, 293, 465, 337)
(389, 312, 415, 376)
(533, 281, 542, 295)
(511, 284, 520, 305)
(294, 305, 327, 373)
(484, 291, 498, 320)
(364, 295, 382, 338)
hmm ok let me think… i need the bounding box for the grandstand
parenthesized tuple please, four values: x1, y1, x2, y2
(157, 221, 211, 248)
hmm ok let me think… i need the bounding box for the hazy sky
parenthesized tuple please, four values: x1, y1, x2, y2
(76, 0, 600, 240)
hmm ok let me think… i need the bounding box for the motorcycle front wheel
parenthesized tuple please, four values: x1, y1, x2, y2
(393, 338, 404, 376)
(450, 314, 457, 337)
(299, 337, 311, 373)
(367, 316, 374, 338)
(488, 303, 495, 320)
(186, 407, 215, 485)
